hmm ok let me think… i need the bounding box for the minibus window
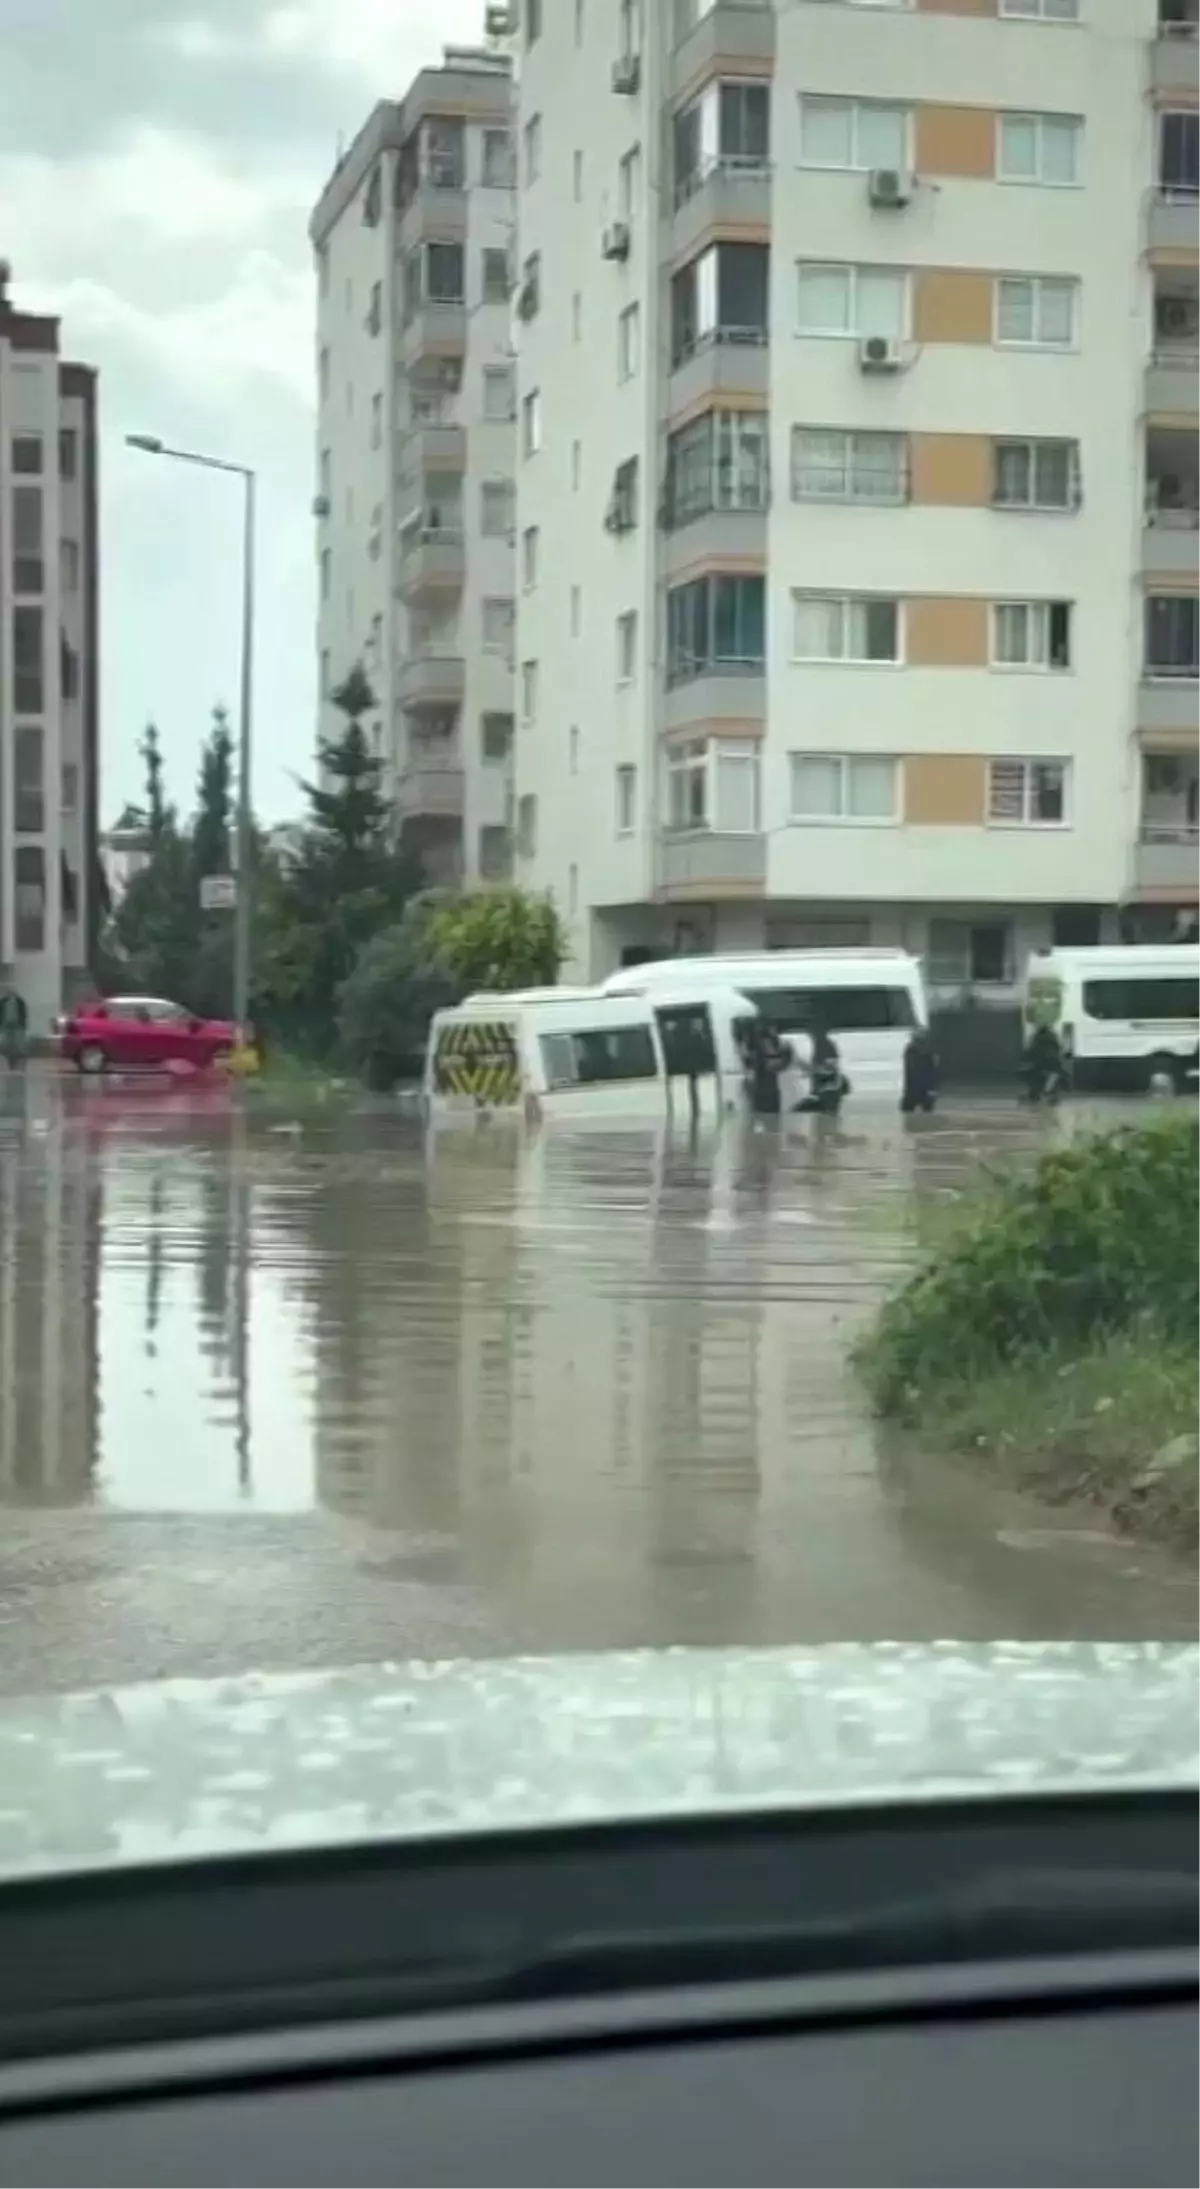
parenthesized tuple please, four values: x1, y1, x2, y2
(540, 1024, 659, 1087)
(1083, 977, 1200, 1022)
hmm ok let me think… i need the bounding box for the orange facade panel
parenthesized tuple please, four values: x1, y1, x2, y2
(905, 596, 990, 667)
(903, 754, 987, 826)
(913, 268, 994, 345)
(915, 104, 995, 180)
(910, 433, 992, 506)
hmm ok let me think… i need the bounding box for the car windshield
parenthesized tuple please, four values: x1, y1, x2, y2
(0, 0, 1195, 1903)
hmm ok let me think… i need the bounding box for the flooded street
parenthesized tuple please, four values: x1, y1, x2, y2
(0, 1074, 1193, 1695)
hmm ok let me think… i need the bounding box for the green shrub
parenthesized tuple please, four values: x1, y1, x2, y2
(859, 1113, 1199, 1415)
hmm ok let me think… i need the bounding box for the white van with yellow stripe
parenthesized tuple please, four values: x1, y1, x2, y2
(423, 985, 753, 1126)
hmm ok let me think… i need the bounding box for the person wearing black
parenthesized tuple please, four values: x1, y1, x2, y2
(0, 987, 28, 1070)
(807, 1023, 847, 1118)
(900, 1027, 939, 1115)
(742, 1018, 789, 1118)
(1022, 1019, 1065, 1105)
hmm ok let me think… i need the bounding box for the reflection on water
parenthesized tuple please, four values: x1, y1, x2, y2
(0, 1076, 1193, 1664)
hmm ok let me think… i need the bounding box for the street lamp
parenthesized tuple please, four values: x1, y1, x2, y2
(126, 432, 256, 1030)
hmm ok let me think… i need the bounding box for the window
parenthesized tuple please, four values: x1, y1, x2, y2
(479, 825, 512, 880)
(524, 113, 543, 183)
(1159, 110, 1199, 197)
(608, 455, 639, 530)
(618, 302, 641, 381)
(366, 279, 382, 335)
(482, 129, 513, 188)
(571, 439, 582, 490)
(425, 241, 465, 301)
(61, 635, 79, 700)
(570, 585, 582, 636)
(525, 0, 542, 44)
(540, 1024, 658, 1089)
(991, 599, 1072, 669)
(14, 727, 44, 834)
(992, 439, 1079, 510)
(572, 290, 583, 342)
(997, 112, 1082, 185)
(483, 248, 510, 302)
(798, 97, 909, 171)
(1146, 594, 1199, 676)
(616, 764, 637, 833)
(521, 524, 540, 591)
(999, 0, 1078, 17)
(62, 763, 79, 815)
(671, 240, 769, 362)
(928, 920, 1014, 987)
(521, 659, 539, 719)
(483, 597, 515, 655)
(481, 479, 514, 535)
(522, 389, 542, 456)
(370, 392, 383, 450)
(11, 435, 42, 475)
(666, 574, 766, 682)
(483, 364, 515, 420)
(664, 410, 769, 525)
(58, 428, 77, 481)
(791, 428, 906, 504)
(792, 593, 900, 664)
(318, 346, 329, 401)
(575, 0, 585, 41)
(569, 724, 580, 774)
(665, 739, 760, 833)
(789, 753, 899, 822)
(797, 262, 908, 339)
(573, 149, 584, 201)
(481, 712, 514, 762)
(995, 275, 1077, 348)
(1083, 976, 1200, 1022)
(12, 486, 44, 594)
(616, 610, 638, 681)
(987, 757, 1069, 826)
(320, 646, 331, 699)
(12, 605, 43, 712)
(618, 144, 641, 219)
(517, 792, 538, 858)
(14, 846, 45, 953)
(520, 252, 542, 319)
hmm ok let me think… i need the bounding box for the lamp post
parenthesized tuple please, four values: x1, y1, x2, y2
(126, 434, 256, 1030)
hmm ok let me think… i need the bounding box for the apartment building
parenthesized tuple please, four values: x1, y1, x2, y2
(512, 0, 1199, 991)
(310, 46, 518, 885)
(0, 267, 100, 1033)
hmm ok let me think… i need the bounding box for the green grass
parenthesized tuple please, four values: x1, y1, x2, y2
(910, 1338, 1198, 1554)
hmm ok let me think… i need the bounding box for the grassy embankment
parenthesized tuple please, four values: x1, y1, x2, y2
(856, 1112, 1199, 1552)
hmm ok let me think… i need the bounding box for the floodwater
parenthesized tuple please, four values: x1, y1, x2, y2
(0, 1071, 1193, 1694)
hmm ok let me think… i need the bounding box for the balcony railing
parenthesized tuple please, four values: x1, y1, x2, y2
(674, 153, 771, 210)
(1146, 497, 1200, 526)
(666, 650, 765, 689)
(1140, 821, 1199, 842)
(1145, 658, 1200, 677)
(671, 324, 769, 373)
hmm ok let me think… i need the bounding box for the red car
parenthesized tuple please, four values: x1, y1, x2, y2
(60, 995, 240, 1075)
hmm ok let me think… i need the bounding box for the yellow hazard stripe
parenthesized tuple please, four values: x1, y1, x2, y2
(433, 1020, 519, 1102)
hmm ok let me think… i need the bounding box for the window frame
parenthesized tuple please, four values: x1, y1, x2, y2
(990, 598, 1073, 672)
(998, 0, 1079, 18)
(996, 111, 1082, 187)
(986, 756, 1071, 829)
(796, 260, 911, 341)
(993, 274, 1079, 351)
(790, 591, 904, 666)
(788, 751, 901, 827)
(665, 572, 767, 684)
(791, 426, 908, 506)
(797, 95, 912, 173)
(521, 388, 542, 457)
(991, 438, 1079, 512)
(617, 300, 641, 382)
(616, 610, 638, 684)
(615, 763, 637, 835)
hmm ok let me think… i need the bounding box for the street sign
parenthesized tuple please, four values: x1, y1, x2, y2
(199, 874, 237, 911)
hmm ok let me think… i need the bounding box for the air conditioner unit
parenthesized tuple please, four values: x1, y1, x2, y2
(601, 220, 631, 262)
(858, 334, 905, 373)
(484, 3, 515, 34)
(868, 167, 913, 209)
(612, 52, 641, 94)
(604, 495, 634, 534)
(1159, 296, 1196, 334)
(516, 279, 538, 319)
(312, 494, 331, 518)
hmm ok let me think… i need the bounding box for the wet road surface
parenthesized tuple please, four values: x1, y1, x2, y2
(0, 1073, 1193, 1694)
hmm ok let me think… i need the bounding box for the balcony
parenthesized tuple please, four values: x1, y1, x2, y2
(394, 651, 465, 711)
(664, 658, 766, 732)
(1140, 665, 1199, 734)
(396, 173, 468, 246)
(672, 156, 771, 262)
(1146, 343, 1199, 414)
(661, 505, 767, 581)
(1146, 185, 1199, 254)
(395, 524, 465, 600)
(668, 326, 769, 417)
(395, 759, 465, 820)
(670, 1, 775, 101)
(1153, 3, 1198, 93)
(657, 829, 766, 895)
(1134, 823, 1199, 891)
(399, 420, 466, 476)
(400, 299, 467, 369)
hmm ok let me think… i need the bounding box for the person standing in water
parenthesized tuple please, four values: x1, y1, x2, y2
(0, 987, 28, 1070)
(900, 1026, 939, 1114)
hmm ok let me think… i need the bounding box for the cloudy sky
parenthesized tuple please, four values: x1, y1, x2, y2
(1, 0, 480, 822)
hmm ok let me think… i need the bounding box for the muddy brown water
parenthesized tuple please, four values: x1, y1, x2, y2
(0, 1073, 1193, 1695)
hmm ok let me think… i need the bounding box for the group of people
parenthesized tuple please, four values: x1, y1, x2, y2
(737, 1017, 941, 1124)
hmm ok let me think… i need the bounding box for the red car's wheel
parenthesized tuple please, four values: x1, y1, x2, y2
(77, 1043, 108, 1075)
